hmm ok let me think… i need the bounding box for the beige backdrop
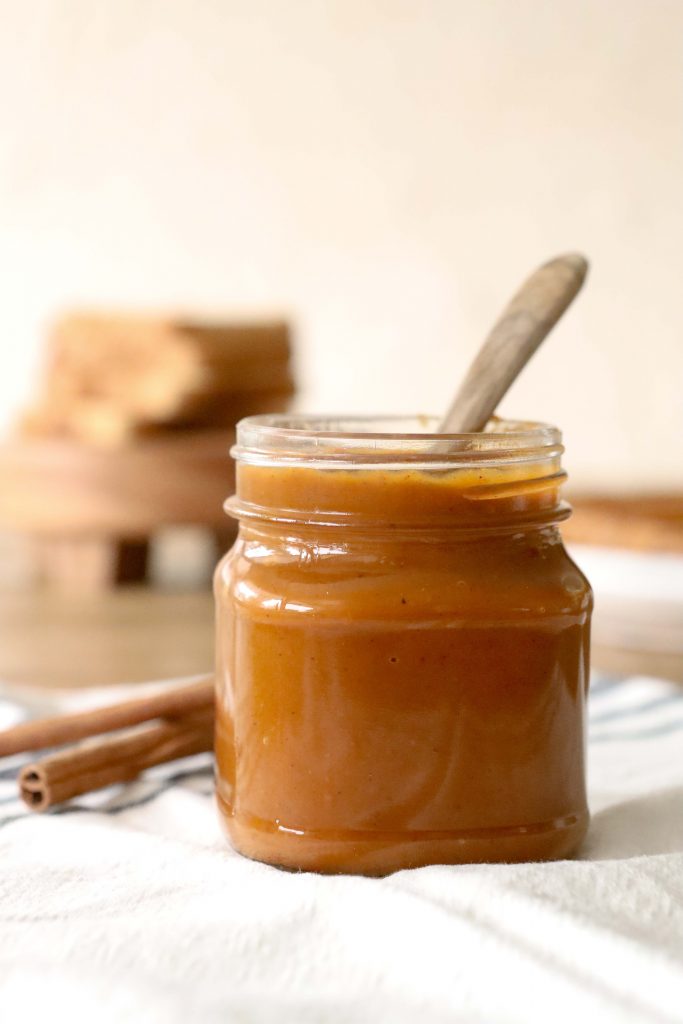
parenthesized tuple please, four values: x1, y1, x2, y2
(1, 0, 681, 487)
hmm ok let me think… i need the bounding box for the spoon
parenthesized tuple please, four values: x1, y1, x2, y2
(439, 253, 589, 433)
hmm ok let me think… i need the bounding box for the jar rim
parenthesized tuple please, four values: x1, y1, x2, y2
(232, 414, 563, 468)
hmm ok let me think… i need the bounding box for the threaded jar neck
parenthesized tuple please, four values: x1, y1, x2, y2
(227, 415, 570, 532)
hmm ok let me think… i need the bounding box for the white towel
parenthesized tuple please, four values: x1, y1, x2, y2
(0, 673, 682, 1024)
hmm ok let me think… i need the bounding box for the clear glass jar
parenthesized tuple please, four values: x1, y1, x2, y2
(215, 416, 592, 875)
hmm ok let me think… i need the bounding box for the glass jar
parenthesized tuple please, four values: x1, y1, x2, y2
(215, 416, 592, 875)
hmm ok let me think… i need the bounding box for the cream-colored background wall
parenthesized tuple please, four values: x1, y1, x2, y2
(1, 0, 681, 487)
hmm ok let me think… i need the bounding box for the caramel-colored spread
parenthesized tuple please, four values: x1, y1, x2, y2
(215, 461, 592, 874)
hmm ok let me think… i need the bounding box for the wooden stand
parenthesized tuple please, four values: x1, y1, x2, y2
(5, 313, 294, 591)
(30, 538, 150, 589)
(0, 431, 237, 592)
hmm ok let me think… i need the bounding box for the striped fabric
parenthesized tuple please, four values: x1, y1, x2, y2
(0, 673, 681, 1024)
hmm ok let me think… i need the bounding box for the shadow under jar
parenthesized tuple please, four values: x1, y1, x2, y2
(215, 416, 592, 875)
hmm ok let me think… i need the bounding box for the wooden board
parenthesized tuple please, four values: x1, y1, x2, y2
(564, 493, 683, 554)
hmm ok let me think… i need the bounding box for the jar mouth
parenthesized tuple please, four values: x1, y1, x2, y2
(232, 414, 563, 468)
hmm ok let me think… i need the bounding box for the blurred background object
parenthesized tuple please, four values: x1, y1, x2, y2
(564, 494, 683, 554)
(21, 314, 293, 444)
(0, 315, 293, 590)
(0, 0, 680, 685)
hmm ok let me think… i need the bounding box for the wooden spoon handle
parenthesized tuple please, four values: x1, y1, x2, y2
(439, 253, 589, 433)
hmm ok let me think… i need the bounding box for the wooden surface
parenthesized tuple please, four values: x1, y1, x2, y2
(589, 593, 683, 685)
(0, 589, 214, 688)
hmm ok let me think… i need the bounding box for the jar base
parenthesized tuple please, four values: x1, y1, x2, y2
(217, 796, 589, 875)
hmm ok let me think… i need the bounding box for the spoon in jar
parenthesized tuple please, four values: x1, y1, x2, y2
(439, 253, 589, 433)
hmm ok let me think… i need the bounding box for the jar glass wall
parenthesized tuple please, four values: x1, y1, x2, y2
(215, 416, 592, 875)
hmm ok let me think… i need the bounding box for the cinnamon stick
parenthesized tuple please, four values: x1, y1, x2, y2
(19, 710, 213, 812)
(0, 677, 214, 758)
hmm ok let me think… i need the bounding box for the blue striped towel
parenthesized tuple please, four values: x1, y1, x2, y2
(0, 673, 681, 1024)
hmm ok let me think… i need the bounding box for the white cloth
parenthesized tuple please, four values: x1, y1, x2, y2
(0, 674, 682, 1024)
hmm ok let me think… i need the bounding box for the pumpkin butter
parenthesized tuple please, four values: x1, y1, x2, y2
(215, 417, 592, 874)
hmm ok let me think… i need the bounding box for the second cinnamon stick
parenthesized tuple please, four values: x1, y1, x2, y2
(19, 710, 214, 812)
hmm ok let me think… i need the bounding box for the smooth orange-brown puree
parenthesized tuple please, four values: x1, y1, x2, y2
(215, 462, 592, 874)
